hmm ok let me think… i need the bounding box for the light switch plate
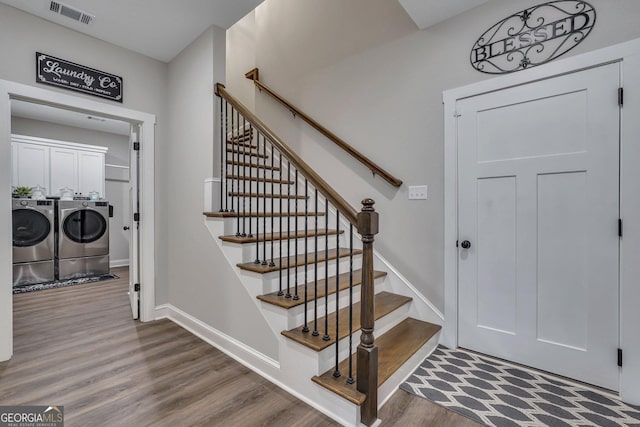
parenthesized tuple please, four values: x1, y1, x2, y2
(408, 185, 428, 200)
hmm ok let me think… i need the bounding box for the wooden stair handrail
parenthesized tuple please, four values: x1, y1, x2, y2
(245, 68, 403, 188)
(216, 83, 359, 228)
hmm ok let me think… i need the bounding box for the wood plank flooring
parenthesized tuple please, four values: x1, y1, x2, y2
(0, 267, 478, 426)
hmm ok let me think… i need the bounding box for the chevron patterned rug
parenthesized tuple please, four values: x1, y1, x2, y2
(400, 346, 640, 426)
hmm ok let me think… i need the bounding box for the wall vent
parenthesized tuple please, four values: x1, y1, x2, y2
(49, 1, 95, 25)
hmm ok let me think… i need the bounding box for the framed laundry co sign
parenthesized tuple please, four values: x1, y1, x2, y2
(36, 52, 123, 102)
(470, 1, 596, 74)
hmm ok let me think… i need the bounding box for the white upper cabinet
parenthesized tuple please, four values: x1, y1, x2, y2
(12, 141, 50, 191)
(11, 134, 108, 198)
(50, 146, 79, 195)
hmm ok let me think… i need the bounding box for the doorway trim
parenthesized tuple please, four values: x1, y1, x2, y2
(443, 38, 640, 404)
(0, 79, 156, 361)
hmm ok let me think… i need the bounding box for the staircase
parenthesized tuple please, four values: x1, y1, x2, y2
(203, 84, 442, 426)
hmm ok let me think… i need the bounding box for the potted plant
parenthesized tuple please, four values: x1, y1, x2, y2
(13, 186, 33, 198)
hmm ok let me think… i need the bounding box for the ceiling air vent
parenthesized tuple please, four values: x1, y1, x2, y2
(49, 1, 95, 25)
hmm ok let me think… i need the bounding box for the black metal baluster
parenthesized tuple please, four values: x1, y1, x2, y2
(285, 160, 292, 299)
(224, 101, 230, 212)
(262, 135, 268, 265)
(253, 130, 260, 264)
(270, 143, 275, 267)
(278, 152, 283, 296)
(248, 124, 253, 239)
(232, 107, 239, 235)
(323, 197, 330, 341)
(241, 116, 247, 237)
(219, 97, 224, 212)
(312, 188, 319, 337)
(293, 169, 300, 301)
(302, 178, 309, 333)
(347, 223, 354, 385)
(333, 211, 341, 378)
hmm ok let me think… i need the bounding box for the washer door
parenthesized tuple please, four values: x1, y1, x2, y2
(12, 209, 51, 247)
(63, 210, 107, 243)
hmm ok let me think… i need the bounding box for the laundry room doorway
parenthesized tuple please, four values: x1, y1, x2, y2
(0, 79, 156, 361)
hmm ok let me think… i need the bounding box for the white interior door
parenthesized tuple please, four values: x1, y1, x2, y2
(128, 125, 140, 320)
(457, 63, 620, 390)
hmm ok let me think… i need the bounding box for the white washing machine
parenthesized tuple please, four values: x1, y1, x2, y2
(12, 199, 55, 286)
(57, 200, 110, 280)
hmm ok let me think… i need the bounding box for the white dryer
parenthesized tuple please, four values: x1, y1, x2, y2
(12, 199, 55, 286)
(57, 200, 110, 280)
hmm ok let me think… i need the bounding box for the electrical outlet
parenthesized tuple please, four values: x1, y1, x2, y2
(408, 185, 428, 200)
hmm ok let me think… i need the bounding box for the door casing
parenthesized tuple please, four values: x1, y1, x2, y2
(443, 38, 640, 404)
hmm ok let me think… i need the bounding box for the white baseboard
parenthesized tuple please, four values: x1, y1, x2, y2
(110, 258, 129, 268)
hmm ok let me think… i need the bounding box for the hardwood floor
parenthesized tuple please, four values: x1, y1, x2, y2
(1, 267, 477, 426)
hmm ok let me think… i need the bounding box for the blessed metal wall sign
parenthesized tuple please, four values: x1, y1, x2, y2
(470, 1, 596, 74)
(36, 52, 123, 102)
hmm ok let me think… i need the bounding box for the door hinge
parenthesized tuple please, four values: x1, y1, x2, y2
(134, 212, 140, 222)
(134, 283, 140, 292)
(456, 240, 459, 248)
(618, 88, 624, 107)
(133, 141, 140, 151)
(619, 218, 623, 238)
(618, 348, 623, 367)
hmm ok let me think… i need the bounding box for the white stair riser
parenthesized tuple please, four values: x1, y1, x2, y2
(245, 257, 364, 295)
(232, 236, 345, 262)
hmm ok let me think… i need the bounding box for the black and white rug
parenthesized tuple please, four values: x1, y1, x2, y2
(13, 273, 119, 294)
(400, 346, 640, 426)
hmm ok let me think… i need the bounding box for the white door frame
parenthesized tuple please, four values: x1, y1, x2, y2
(443, 38, 640, 405)
(0, 80, 156, 361)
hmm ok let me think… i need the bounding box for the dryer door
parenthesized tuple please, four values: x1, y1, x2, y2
(63, 210, 107, 243)
(12, 209, 53, 263)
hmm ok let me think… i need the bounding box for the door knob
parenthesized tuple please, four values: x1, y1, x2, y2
(123, 226, 130, 231)
(460, 240, 471, 249)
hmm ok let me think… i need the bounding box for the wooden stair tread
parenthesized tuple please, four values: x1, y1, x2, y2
(228, 192, 307, 200)
(282, 292, 412, 351)
(226, 174, 293, 185)
(220, 229, 342, 244)
(237, 248, 362, 273)
(227, 147, 268, 158)
(204, 211, 325, 218)
(229, 160, 280, 170)
(257, 269, 387, 309)
(311, 318, 441, 405)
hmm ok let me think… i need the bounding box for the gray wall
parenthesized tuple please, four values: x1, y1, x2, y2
(11, 116, 131, 266)
(0, 3, 169, 305)
(226, 0, 640, 312)
(166, 26, 278, 358)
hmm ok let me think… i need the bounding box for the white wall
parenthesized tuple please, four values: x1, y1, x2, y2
(11, 116, 131, 266)
(166, 26, 278, 358)
(0, 3, 167, 358)
(226, 0, 640, 312)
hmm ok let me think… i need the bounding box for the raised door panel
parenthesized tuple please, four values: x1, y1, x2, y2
(15, 142, 50, 191)
(50, 147, 79, 196)
(78, 151, 105, 197)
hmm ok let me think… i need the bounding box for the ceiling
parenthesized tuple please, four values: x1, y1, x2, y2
(398, 0, 489, 30)
(11, 100, 131, 136)
(0, 0, 265, 63)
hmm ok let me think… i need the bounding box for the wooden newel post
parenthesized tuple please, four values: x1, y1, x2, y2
(357, 198, 379, 426)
